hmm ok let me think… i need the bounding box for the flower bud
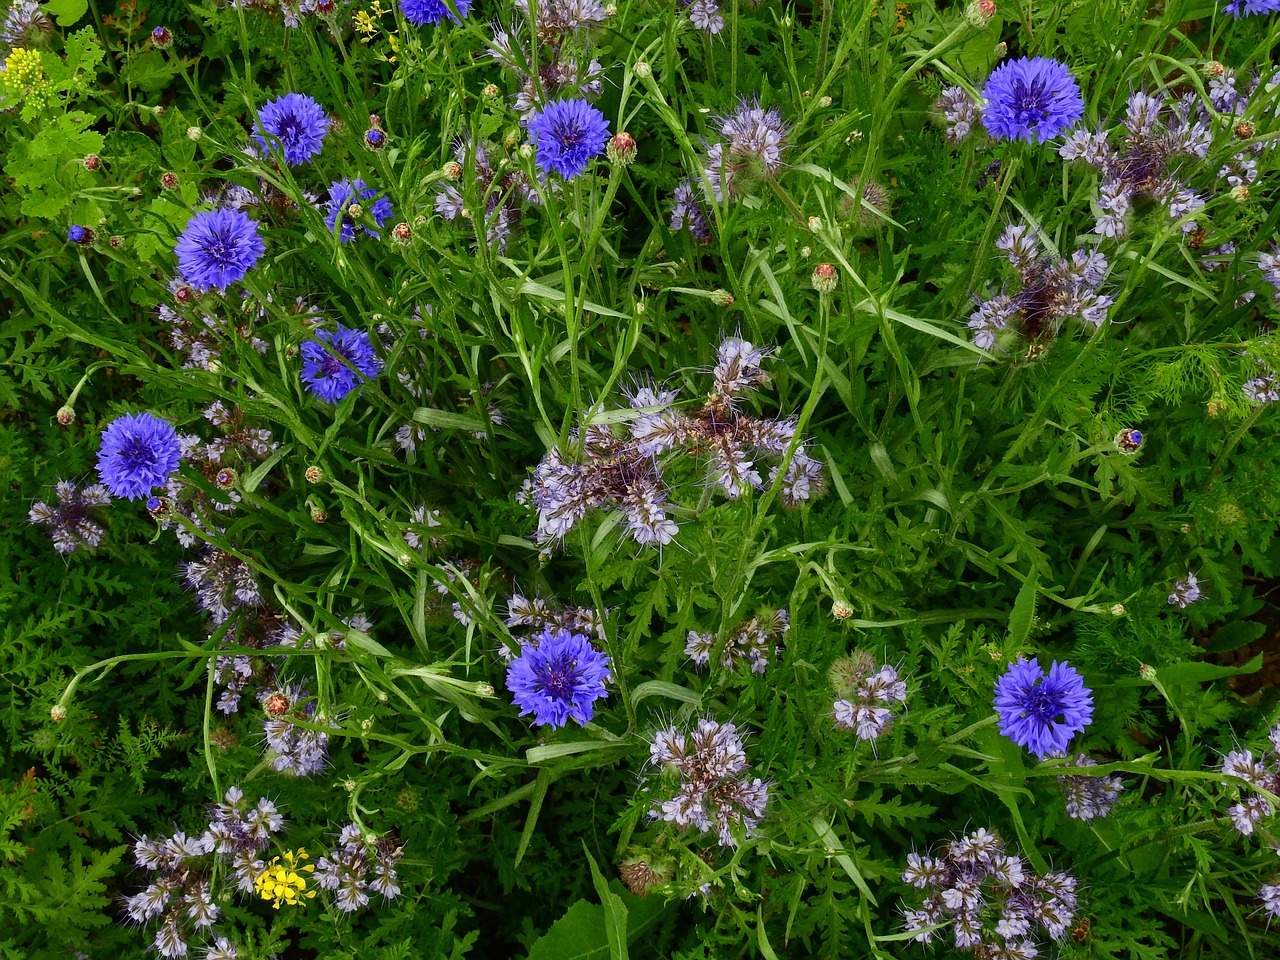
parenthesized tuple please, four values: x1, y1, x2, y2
(1113, 428, 1143, 455)
(187, 125, 202, 140)
(50, 705, 66, 722)
(965, 0, 996, 26)
(607, 131, 637, 165)
(347, 203, 364, 219)
(1110, 603, 1126, 617)
(1202, 60, 1225, 78)
(364, 127, 386, 149)
(55, 405, 75, 425)
(160, 171, 179, 190)
(831, 600, 854, 620)
(392, 221, 412, 244)
(818, 95, 832, 107)
(83, 154, 100, 171)
(808, 215, 822, 232)
(519, 143, 533, 159)
(215, 468, 237, 489)
(634, 60, 652, 79)
(1231, 185, 1248, 202)
(305, 465, 323, 484)
(67, 225, 95, 246)
(443, 160, 463, 179)
(709, 289, 734, 306)
(812, 263, 838, 293)
(309, 503, 327, 523)
(110, 235, 124, 248)
(1139, 664, 1157, 682)
(263, 691, 291, 717)
(151, 26, 172, 48)
(482, 83, 500, 98)
(1235, 120, 1255, 139)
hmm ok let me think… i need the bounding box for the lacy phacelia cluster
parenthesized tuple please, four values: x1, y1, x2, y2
(647, 718, 770, 847)
(1059, 90, 1211, 238)
(525, 338, 824, 548)
(968, 223, 1113, 351)
(700, 97, 789, 202)
(314, 823, 404, 912)
(1167, 571, 1202, 608)
(29, 480, 111, 554)
(900, 828, 1080, 954)
(829, 651, 908, 742)
(434, 137, 540, 252)
(161, 279, 271, 371)
(1219, 724, 1280, 918)
(1057, 754, 1124, 821)
(486, 0, 606, 119)
(685, 609, 789, 675)
(124, 786, 285, 958)
(260, 681, 338, 776)
(506, 593, 608, 641)
(937, 85, 983, 145)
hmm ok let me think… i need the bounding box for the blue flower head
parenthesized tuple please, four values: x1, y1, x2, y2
(253, 93, 330, 166)
(1222, 0, 1280, 15)
(96, 412, 183, 500)
(324, 179, 395, 243)
(174, 207, 266, 292)
(994, 658, 1093, 758)
(528, 98, 611, 180)
(982, 57, 1084, 144)
(300, 325, 383, 404)
(506, 628, 612, 728)
(400, 0, 471, 25)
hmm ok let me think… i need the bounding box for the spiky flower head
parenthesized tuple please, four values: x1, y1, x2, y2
(982, 56, 1083, 144)
(528, 97, 611, 180)
(993, 658, 1093, 758)
(95, 412, 183, 500)
(174, 207, 266, 293)
(253, 93, 329, 166)
(300, 324, 383, 404)
(505, 627, 612, 728)
(400, 0, 472, 25)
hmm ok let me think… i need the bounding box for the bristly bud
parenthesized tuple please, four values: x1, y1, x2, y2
(634, 60, 652, 79)
(443, 160, 463, 179)
(392, 222, 412, 244)
(1113, 428, 1144, 455)
(965, 0, 996, 26)
(1202, 60, 1225, 78)
(187, 125, 202, 140)
(709, 289, 734, 306)
(831, 600, 854, 620)
(607, 131, 637, 165)
(1235, 120, 1255, 139)
(808, 215, 822, 232)
(1110, 603, 1126, 617)
(482, 83, 500, 98)
(50, 705, 66, 722)
(160, 171, 179, 190)
(617, 855, 672, 895)
(309, 503, 327, 522)
(1139, 663, 1157, 681)
(110, 235, 124, 247)
(263, 691, 291, 718)
(993, 40, 1007, 58)
(174, 284, 195, 304)
(828, 651, 876, 695)
(1231, 185, 1249, 202)
(818, 95, 832, 107)
(346, 203, 364, 219)
(364, 127, 386, 150)
(83, 154, 100, 171)
(67, 225, 95, 246)
(55, 405, 75, 425)
(151, 26, 172, 48)
(812, 263, 838, 293)
(215, 468, 237, 489)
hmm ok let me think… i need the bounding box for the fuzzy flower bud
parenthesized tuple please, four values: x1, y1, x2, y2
(151, 26, 172, 48)
(812, 263, 838, 293)
(634, 60, 652, 79)
(83, 154, 100, 171)
(607, 131, 637, 165)
(55, 405, 75, 425)
(709, 289, 735, 306)
(392, 222, 412, 244)
(965, 0, 996, 26)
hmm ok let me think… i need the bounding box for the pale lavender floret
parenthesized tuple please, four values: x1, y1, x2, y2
(154, 918, 189, 958)
(937, 85, 982, 144)
(1244, 374, 1280, 405)
(184, 547, 262, 625)
(713, 337, 770, 395)
(902, 852, 945, 888)
(29, 480, 111, 554)
(833, 700, 894, 740)
(1261, 880, 1280, 919)
(203, 937, 238, 960)
(1058, 754, 1124, 820)
(1125, 91, 1164, 136)
(968, 294, 1016, 350)
(996, 223, 1039, 271)
(1059, 127, 1112, 164)
(685, 0, 724, 33)
(1228, 795, 1272, 835)
(1168, 571, 1202, 607)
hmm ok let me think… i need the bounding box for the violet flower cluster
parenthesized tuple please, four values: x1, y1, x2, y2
(160, 277, 271, 371)
(314, 823, 405, 912)
(1167, 571, 1203, 608)
(525, 337, 824, 549)
(1059, 89, 1212, 238)
(486, 0, 606, 119)
(506, 593, 608, 641)
(647, 718, 770, 848)
(434, 137, 541, 252)
(967, 223, 1113, 351)
(1057, 754, 1124, 821)
(505, 627, 612, 728)
(685, 608, 789, 675)
(900, 827, 1080, 954)
(700, 96, 790, 203)
(1218, 723, 1280, 919)
(261, 681, 338, 776)
(124, 786, 285, 958)
(828, 650, 908, 743)
(29, 480, 111, 554)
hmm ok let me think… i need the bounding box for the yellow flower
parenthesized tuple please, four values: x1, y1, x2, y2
(353, 9, 378, 36)
(3, 47, 43, 87)
(254, 848, 317, 909)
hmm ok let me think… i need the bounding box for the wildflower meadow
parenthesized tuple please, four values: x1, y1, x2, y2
(5, 0, 1280, 956)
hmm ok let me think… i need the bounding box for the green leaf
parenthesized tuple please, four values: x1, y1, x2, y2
(1151, 653, 1263, 686)
(630, 680, 701, 706)
(526, 898, 613, 960)
(42, 0, 88, 27)
(1007, 573, 1037, 648)
(585, 845, 628, 960)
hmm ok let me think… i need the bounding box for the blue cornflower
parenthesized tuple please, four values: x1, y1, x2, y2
(174, 207, 266, 292)
(506, 628, 612, 728)
(527, 98, 611, 180)
(994, 658, 1093, 758)
(253, 93, 330, 166)
(67, 225, 93, 245)
(323, 179, 395, 243)
(982, 57, 1084, 144)
(1223, 0, 1280, 14)
(300, 325, 383, 404)
(400, 0, 471, 25)
(96, 412, 183, 500)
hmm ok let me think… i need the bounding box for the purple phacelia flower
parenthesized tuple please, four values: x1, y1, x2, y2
(982, 56, 1084, 144)
(994, 657, 1093, 759)
(505, 627, 612, 728)
(29, 480, 111, 553)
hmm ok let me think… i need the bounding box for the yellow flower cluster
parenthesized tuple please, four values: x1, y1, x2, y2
(3, 47, 43, 86)
(254, 848, 317, 909)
